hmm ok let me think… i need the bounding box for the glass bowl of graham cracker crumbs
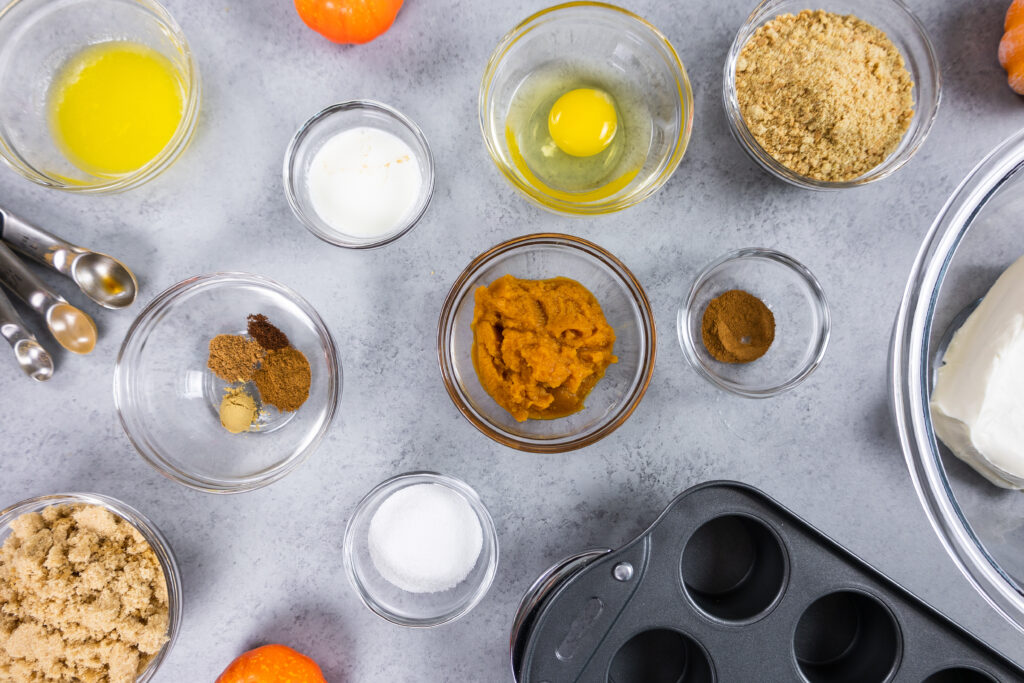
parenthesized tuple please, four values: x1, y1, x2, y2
(113, 273, 342, 493)
(723, 0, 941, 189)
(0, 492, 182, 682)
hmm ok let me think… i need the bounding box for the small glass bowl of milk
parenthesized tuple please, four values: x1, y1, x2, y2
(284, 100, 435, 249)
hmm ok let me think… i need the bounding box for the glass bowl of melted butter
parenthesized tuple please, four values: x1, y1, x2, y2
(479, 2, 693, 215)
(0, 0, 200, 193)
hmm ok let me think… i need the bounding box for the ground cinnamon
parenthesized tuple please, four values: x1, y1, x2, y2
(701, 290, 775, 364)
(254, 347, 311, 412)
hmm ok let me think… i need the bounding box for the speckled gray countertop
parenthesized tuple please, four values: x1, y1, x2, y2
(1, 0, 1022, 680)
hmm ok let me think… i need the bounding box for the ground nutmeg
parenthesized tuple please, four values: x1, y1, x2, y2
(208, 335, 264, 382)
(701, 289, 775, 364)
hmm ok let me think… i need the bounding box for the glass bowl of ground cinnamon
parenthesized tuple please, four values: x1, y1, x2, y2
(723, 0, 940, 189)
(113, 273, 341, 493)
(678, 248, 830, 397)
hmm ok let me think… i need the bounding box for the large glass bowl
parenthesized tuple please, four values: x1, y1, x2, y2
(438, 233, 656, 453)
(0, 492, 182, 681)
(891, 128, 1024, 632)
(479, 2, 693, 215)
(723, 0, 940, 189)
(0, 0, 200, 193)
(114, 273, 341, 493)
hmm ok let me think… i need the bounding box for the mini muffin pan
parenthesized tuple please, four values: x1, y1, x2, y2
(510, 482, 1023, 682)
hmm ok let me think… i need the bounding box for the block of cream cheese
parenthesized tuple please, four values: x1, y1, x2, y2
(930, 253, 1024, 489)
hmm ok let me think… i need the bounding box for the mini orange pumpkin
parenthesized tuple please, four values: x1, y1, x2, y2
(216, 644, 327, 683)
(295, 0, 404, 45)
(1000, 0, 1024, 94)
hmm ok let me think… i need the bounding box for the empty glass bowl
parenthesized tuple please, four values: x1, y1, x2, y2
(892, 128, 1024, 632)
(479, 2, 693, 214)
(0, 492, 182, 681)
(723, 0, 940, 189)
(0, 0, 200, 193)
(678, 248, 830, 397)
(113, 273, 341, 493)
(438, 233, 656, 452)
(343, 472, 499, 627)
(284, 100, 435, 249)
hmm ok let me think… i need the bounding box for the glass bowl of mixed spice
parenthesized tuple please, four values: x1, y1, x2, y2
(723, 0, 940, 189)
(113, 272, 341, 493)
(678, 248, 830, 397)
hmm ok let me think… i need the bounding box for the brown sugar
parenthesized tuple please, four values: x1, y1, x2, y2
(735, 10, 914, 182)
(254, 347, 311, 412)
(208, 334, 264, 382)
(0, 504, 169, 683)
(701, 289, 775, 364)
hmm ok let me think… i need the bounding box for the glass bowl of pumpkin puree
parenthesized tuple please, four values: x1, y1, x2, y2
(438, 234, 656, 453)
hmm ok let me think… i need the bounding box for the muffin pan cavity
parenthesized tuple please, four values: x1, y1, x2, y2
(794, 591, 901, 683)
(510, 482, 1024, 682)
(681, 514, 787, 622)
(922, 668, 998, 683)
(607, 629, 713, 683)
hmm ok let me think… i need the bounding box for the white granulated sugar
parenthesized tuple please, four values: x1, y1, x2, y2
(368, 483, 483, 594)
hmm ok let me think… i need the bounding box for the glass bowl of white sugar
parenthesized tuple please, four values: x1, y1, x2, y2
(284, 101, 435, 249)
(343, 471, 499, 627)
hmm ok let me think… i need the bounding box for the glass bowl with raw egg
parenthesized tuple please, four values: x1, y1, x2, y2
(284, 100, 435, 249)
(0, 0, 200, 193)
(113, 273, 341, 493)
(479, 2, 693, 215)
(438, 234, 656, 453)
(722, 0, 940, 189)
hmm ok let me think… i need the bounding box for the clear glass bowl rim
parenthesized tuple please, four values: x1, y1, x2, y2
(0, 0, 202, 194)
(890, 127, 1024, 634)
(721, 0, 941, 190)
(112, 271, 342, 494)
(677, 247, 831, 398)
(477, 0, 694, 215)
(437, 232, 657, 452)
(342, 471, 500, 628)
(282, 99, 436, 250)
(0, 492, 183, 681)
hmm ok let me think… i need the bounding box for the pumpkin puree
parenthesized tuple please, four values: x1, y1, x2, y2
(471, 275, 618, 422)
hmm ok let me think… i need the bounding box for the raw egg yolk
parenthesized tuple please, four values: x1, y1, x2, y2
(547, 88, 618, 157)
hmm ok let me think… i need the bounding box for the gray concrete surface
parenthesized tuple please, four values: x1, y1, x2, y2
(1, 0, 1022, 679)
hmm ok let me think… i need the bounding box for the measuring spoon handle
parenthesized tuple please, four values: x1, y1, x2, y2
(0, 284, 33, 346)
(0, 241, 65, 316)
(0, 206, 81, 276)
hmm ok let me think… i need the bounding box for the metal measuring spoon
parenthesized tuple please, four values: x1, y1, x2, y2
(0, 285, 53, 381)
(0, 242, 97, 354)
(0, 206, 137, 309)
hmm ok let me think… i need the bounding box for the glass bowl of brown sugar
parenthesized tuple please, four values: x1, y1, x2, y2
(723, 0, 941, 189)
(113, 273, 342, 493)
(678, 248, 830, 397)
